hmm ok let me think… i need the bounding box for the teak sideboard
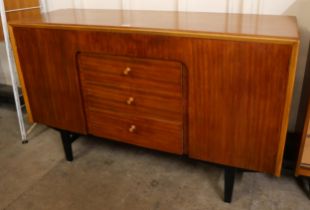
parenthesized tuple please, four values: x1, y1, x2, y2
(9, 9, 300, 202)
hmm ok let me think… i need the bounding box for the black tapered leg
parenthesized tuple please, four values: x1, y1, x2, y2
(224, 167, 236, 203)
(308, 178, 310, 199)
(60, 130, 79, 161)
(296, 176, 310, 199)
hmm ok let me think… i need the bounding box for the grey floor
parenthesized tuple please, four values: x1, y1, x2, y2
(0, 103, 309, 210)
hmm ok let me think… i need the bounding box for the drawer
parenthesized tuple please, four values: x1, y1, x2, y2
(87, 111, 184, 154)
(78, 53, 183, 97)
(79, 53, 182, 84)
(84, 86, 183, 122)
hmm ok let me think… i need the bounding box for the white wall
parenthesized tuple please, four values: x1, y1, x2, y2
(284, 0, 310, 131)
(1, 0, 309, 131)
(43, 0, 297, 14)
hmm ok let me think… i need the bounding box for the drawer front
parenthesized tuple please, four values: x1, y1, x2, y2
(79, 53, 183, 97)
(79, 53, 182, 84)
(88, 111, 183, 154)
(80, 70, 182, 98)
(84, 85, 183, 122)
(78, 53, 185, 154)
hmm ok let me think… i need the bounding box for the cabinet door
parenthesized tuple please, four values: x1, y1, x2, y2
(11, 27, 86, 133)
(188, 40, 295, 175)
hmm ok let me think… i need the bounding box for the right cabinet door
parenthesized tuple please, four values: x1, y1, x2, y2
(188, 39, 295, 175)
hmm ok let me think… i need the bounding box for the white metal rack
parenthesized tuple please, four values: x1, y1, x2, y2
(0, 0, 47, 143)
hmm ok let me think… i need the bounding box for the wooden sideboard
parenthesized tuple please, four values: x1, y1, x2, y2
(9, 9, 300, 202)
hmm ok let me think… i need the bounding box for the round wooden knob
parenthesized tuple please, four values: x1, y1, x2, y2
(123, 67, 131, 75)
(126, 97, 135, 105)
(129, 125, 136, 133)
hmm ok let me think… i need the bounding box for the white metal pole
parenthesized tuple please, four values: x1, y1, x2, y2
(0, 0, 28, 143)
(39, 0, 47, 13)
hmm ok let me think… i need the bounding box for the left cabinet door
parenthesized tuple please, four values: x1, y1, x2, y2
(10, 27, 87, 134)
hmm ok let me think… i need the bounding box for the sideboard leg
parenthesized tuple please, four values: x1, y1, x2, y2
(224, 167, 236, 203)
(59, 130, 79, 162)
(308, 178, 310, 199)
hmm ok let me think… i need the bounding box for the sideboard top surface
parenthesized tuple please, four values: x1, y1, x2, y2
(9, 9, 299, 42)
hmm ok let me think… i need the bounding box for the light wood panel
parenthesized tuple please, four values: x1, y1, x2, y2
(301, 137, 310, 165)
(9, 9, 299, 42)
(4, 0, 39, 10)
(296, 167, 310, 177)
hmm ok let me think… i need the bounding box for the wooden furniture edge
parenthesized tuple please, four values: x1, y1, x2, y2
(296, 93, 310, 176)
(296, 166, 310, 177)
(9, 24, 299, 45)
(8, 25, 34, 123)
(9, 20, 300, 176)
(275, 41, 300, 176)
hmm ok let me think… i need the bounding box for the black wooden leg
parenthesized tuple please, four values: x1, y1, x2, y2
(224, 167, 236, 203)
(60, 130, 79, 161)
(296, 176, 310, 199)
(308, 178, 310, 199)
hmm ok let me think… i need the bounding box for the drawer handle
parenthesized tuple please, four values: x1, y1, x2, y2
(126, 97, 135, 105)
(129, 125, 136, 133)
(123, 67, 131, 75)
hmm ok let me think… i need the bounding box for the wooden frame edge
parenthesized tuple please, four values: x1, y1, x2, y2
(8, 25, 34, 123)
(296, 166, 310, 177)
(274, 41, 300, 176)
(296, 107, 310, 176)
(8, 22, 300, 175)
(9, 23, 298, 45)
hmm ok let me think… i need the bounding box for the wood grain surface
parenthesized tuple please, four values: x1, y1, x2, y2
(189, 40, 292, 174)
(79, 54, 184, 153)
(4, 0, 39, 10)
(88, 110, 183, 154)
(9, 9, 299, 175)
(11, 27, 86, 133)
(9, 9, 299, 42)
(296, 166, 310, 177)
(1, 0, 40, 40)
(301, 137, 310, 165)
(79, 55, 184, 122)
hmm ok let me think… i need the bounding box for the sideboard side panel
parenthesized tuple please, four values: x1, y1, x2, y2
(12, 27, 86, 133)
